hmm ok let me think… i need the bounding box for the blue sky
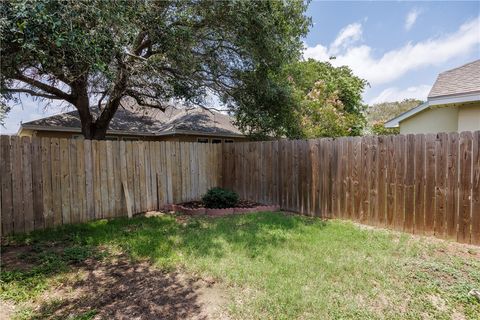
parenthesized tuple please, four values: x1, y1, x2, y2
(2, 1, 480, 133)
(304, 1, 480, 104)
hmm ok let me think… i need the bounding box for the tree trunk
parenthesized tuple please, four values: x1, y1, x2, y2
(72, 62, 127, 140)
(72, 78, 112, 140)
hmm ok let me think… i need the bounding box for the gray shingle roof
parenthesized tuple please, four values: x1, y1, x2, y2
(428, 59, 480, 98)
(21, 101, 243, 137)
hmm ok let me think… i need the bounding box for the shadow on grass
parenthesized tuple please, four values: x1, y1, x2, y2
(1, 212, 327, 319)
(6, 212, 326, 266)
(21, 257, 213, 320)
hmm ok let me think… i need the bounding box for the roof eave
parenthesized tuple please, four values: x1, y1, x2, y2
(428, 91, 480, 106)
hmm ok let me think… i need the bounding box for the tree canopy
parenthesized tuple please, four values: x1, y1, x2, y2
(1, 0, 310, 139)
(262, 59, 368, 138)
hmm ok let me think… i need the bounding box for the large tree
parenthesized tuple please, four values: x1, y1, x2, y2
(1, 0, 310, 139)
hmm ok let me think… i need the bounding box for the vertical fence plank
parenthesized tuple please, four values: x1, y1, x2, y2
(351, 138, 361, 221)
(149, 141, 158, 208)
(84, 140, 94, 221)
(126, 141, 136, 211)
(386, 136, 396, 228)
(50, 138, 64, 226)
(377, 136, 387, 227)
(106, 141, 115, 216)
(458, 131, 473, 243)
(11, 136, 24, 233)
(76, 139, 86, 222)
(360, 137, 370, 223)
(1, 136, 13, 235)
(99, 141, 109, 217)
(59, 139, 71, 225)
(424, 134, 436, 236)
(31, 137, 44, 231)
(434, 133, 447, 238)
(144, 141, 152, 211)
(69, 139, 79, 224)
(369, 137, 379, 226)
(471, 131, 480, 245)
(113, 141, 123, 216)
(92, 140, 102, 219)
(404, 134, 415, 234)
(50, 138, 62, 226)
(446, 133, 459, 240)
(394, 135, 406, 231)
(21, 137, 34, 232)
(414, 134, 425, 235)
(41, 138, 54, 228)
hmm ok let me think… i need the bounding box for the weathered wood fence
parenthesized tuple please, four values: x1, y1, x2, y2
(1, 132, 479, 244)
(222, 132, 480, 245)
(0, 136, 221, 235)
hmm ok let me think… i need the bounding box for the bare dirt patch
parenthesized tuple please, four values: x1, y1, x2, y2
(0, 299, 16, 320)
(2, 245, 228, 320)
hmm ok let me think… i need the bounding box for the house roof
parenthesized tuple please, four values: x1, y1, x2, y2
(428, 59, 480, 98)
(385, 59, 480, 128)
(20, 101, 244, 137)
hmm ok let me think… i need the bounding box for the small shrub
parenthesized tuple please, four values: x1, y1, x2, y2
(202, 187, 239, 209)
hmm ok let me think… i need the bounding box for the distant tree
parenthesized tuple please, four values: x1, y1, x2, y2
(277, 59, 368, 138)
(1, 0, 310, 139)
(366, 99, 423, 135)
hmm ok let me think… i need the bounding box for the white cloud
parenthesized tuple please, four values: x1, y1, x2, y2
(330, 23, 363, 54)
(304, 17, 480, 86)
(405, 8, 422, 31)
(303, 43, 330, 61)
(369, 84, 431, 104)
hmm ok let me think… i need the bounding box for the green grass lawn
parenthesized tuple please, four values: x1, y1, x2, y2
(1, 212, 479, 319)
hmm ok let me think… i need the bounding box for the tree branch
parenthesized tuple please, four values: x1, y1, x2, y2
(126, 89, 167, 111)
(5, 88, 65, 100)
(14, 73, 73, 102)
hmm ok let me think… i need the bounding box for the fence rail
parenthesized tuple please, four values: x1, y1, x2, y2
(0, 136, 222, 235)
(222, 132, 480, 245)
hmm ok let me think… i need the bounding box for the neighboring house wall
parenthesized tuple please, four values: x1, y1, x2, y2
(399, 106, 458, 134)
(458, 102, 480, 132)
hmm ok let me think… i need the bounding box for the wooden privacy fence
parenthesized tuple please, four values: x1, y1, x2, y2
(0, 136, 222, 235)
(222, 131, 480, 245)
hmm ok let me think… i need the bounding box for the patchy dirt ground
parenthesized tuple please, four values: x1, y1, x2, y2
(1, 247, 228, 320)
